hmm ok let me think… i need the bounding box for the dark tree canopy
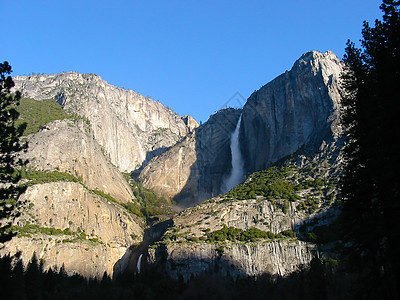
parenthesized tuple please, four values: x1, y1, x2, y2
(340, 0, 400, 298)
(0, 61, 27, 242)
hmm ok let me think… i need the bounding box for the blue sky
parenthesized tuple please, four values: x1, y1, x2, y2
(3, 0, 382, 123)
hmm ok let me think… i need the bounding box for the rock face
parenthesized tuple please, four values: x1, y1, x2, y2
(5, 72, 190, 277)
(140, 108, 241, 205)
(2, 50, 344, 281)
(19, 182, 143, 245)
(13, 72, 191, 172)
(2, 236, 129, 279)
(241, 51, 343, 172)
(0, 117, 146, 278)
(140, 133, 198, 202)
(147, 145, 340, 280)
(149, 240, 315, 281)
(181, 115, 199, 133)
(22, 119, 133, 203)
(0, 181, 144, 278)
(140, 51, 343, 205)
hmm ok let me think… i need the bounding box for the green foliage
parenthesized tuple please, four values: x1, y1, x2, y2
(20, 168, 80, 186)
(340, 2, 400, 297)
(121, 201, 144, 218)
(90, 188, 146, 219)
(206, 225, 294, 243)
(123, 173, 173, 218)
(13, 97, 91, 136)
(14, 98, 72, 135)
(7, 222, 74, 238)
(6, 222, 106, 245)
(222, 163, 335, 216)
(224, 165, 301, 201)
(296, 195, 320, 214)
(279, 229, 298, 238)
(306, 232, 318, 243)
(90, 189, 118, 204)
(0, 61, 28, 242)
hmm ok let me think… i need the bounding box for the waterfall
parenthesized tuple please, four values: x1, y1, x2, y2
(221, 114, 245, 193)
(137, 254, 143, 274)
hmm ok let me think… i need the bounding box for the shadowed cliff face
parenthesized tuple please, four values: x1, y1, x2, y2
(148, 240, 316, 281)
(241, 51, 343, 173)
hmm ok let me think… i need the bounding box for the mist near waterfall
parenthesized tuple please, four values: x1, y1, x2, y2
(221, 114, 245, 194)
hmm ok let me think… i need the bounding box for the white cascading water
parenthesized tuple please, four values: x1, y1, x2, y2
(221, 114, 245, 193)
(137, 254, 143, 274)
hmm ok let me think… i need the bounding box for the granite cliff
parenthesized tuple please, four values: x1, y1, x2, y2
(0, 117, 145, 278)
(140, 108, 241, 206)
(241, 50, 343, 172)
(2, 72, 195, 278)
(13, 72, 191, 172)
(140, 51, 343, 206)
(140, 51, 344, 281)
(1, 50, 344, 281)
(21, 119, 134, 204)
(146, 144, 341, 280)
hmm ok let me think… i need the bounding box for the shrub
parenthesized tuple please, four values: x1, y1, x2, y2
(21, 168, 80, 186)
(207, 225, 277, 243)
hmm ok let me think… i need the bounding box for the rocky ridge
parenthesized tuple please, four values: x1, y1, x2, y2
(21, 119, 134, 204)
(13, 72, 191, 172)
(149, 240, 315, 281)
(147, 145, 341, 279)
(241, 50, 343, 172)
(2, 72, 196, 278)
(0, 119, 145, 278)
(1, 180, 144, 278)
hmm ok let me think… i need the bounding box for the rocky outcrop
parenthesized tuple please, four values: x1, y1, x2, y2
(22, 119, 133, 203)
(241, 50, 343, 172)
(18, 182, 143, 245)
(181, 115, 199, 133)
(140, 109, 241, 205)
(0, 181, 144, 278)
(147, 188, 322, 280)
(146, 138, 341, 280)
(2, 236, 128, 279)
(140, 133, 198, 202)
(13, 72, 191, 172)
(148, 240, 315, 281)
(168, 196, 306, 236)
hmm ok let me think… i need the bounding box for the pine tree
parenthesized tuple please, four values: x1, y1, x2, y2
(0, 61, 27, 242)
(25, 252, 41, 296)
(340, 1, 400, 298)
